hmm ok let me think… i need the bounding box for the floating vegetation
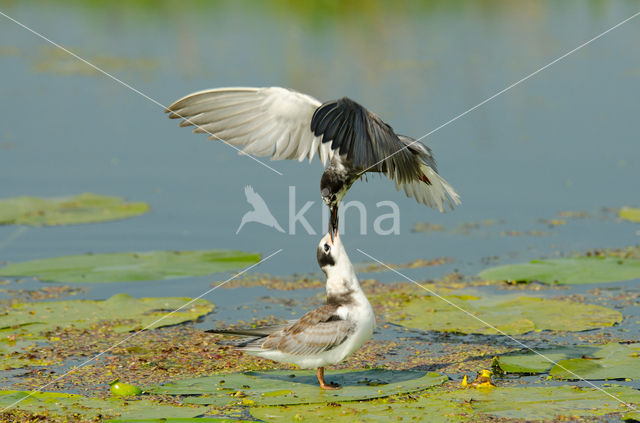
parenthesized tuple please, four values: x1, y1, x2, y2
(0, 390, 208, 420)
(410, 222, 446, 233)
(380, 291, 621, 335)
(461, 369, 495, 388)
(557, 210, 590, 219)
(625, 410, 640, 422)
(620, 207, 640, 223)
(356, 256, 452, 273)
(0, 294, 213, 370)
(0, 339, 55, 370)
(538, 218, 567, 227)
(411, 220, 502, 235)
(109, 378, 142, 396)
(6, 325, 285, 395)
(106, 419, 240, 423)
(1, 293, 213, 336)
(0, 250, 260, 282)
(1, 285, 86, 300)
(549, 343, 640, 380)
(0, 193, 149, 226)
(147, 369, 447, 406)
(479, 256, 640, 285)
(494, 345, 583, 374)
(453, 220, 501, 235)
(500, 229, 547, 237)
(494, 343, 640, 380)
(250, 385, 640, 421)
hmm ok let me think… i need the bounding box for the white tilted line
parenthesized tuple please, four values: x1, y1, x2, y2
(357, 248, 638, 411)
(0, 249, 283, 412)
(0, 10, 283, 176)
(359, 10, 640, 175)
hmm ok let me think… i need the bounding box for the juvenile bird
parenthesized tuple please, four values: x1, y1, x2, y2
(208, 232, 375, 389)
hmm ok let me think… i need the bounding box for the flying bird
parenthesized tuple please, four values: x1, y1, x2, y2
(236, 185, 284, 234)
(208, 232, 375, 390)
(167, 86, 461, 238)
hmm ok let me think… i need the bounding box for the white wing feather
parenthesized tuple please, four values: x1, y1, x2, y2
(167, 87, 334, 165)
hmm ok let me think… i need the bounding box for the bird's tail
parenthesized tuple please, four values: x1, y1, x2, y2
(206, 328, 271, 337)
(395, 163, 461, 212)
(206, 322, 290, 338)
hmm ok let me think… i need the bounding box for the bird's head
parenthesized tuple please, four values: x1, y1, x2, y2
(316, 231, 347, 276)
(321, 170, 349, 208)
(321, 174, 348, 241)
(320, 187, 338, 207)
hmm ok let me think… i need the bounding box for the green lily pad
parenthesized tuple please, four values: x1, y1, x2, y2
(386, 293, 621, 335)
(550, 343, 640, 380)
(0, 193, 149, 226)
(624, 410, 640, 422)
(458, 385, 639, 420)
(147, 369, 447, 406)
(478, 256, 640, 285)
(106, 420, 246, 423)
(620, 207, 640, 223)
(495, 343, 640, 380)
(251, 385, 640, 422)
(494, 345, 587, 374)
(251, 395, 471, 422)
(0, 293, 213, 337)
(0, 250, 260, 282)
(0, 390, 208, 420)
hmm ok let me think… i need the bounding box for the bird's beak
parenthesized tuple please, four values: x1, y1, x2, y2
(329, 206, 338, 243)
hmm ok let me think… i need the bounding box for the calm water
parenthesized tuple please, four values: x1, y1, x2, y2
(1, 0, 639, 301)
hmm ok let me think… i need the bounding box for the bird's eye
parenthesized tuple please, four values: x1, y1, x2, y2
(330, 194, 337, 201)
(323, 243, 330, 252)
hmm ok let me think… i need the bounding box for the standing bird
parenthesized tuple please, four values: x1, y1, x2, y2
(167, 87, 460, 238)
(207, 232, 375, 390)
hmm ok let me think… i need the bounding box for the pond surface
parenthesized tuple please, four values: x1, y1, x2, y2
(1, 0, 639, 421)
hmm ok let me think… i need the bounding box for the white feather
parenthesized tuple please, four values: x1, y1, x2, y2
(167, 86, 336, 164)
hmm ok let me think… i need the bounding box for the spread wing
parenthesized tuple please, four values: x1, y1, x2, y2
(310, 97, 421, 183)
(256, 305, 356, 356)
(311, 98, 461, 211)
(166, 87, 334, 165)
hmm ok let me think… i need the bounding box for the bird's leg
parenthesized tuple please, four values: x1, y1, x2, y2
(316, 367, 340, 390)
(329, 205, 339, 242)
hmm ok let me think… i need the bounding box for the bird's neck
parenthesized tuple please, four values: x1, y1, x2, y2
(325, 263, 364, 306)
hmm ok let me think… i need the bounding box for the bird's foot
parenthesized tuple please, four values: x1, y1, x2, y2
(317, 367, 340, 390)
(319, 381, 340, 390)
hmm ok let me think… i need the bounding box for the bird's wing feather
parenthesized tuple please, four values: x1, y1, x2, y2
(167, 87, 334, 165)
(257, 304, 355, 356)
(311, 99, 461, 210)
(395, 136, 461, 212)
(310, 97, 420, 183)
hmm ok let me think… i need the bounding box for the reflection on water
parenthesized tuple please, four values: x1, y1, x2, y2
(0, 0, 639, 290)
